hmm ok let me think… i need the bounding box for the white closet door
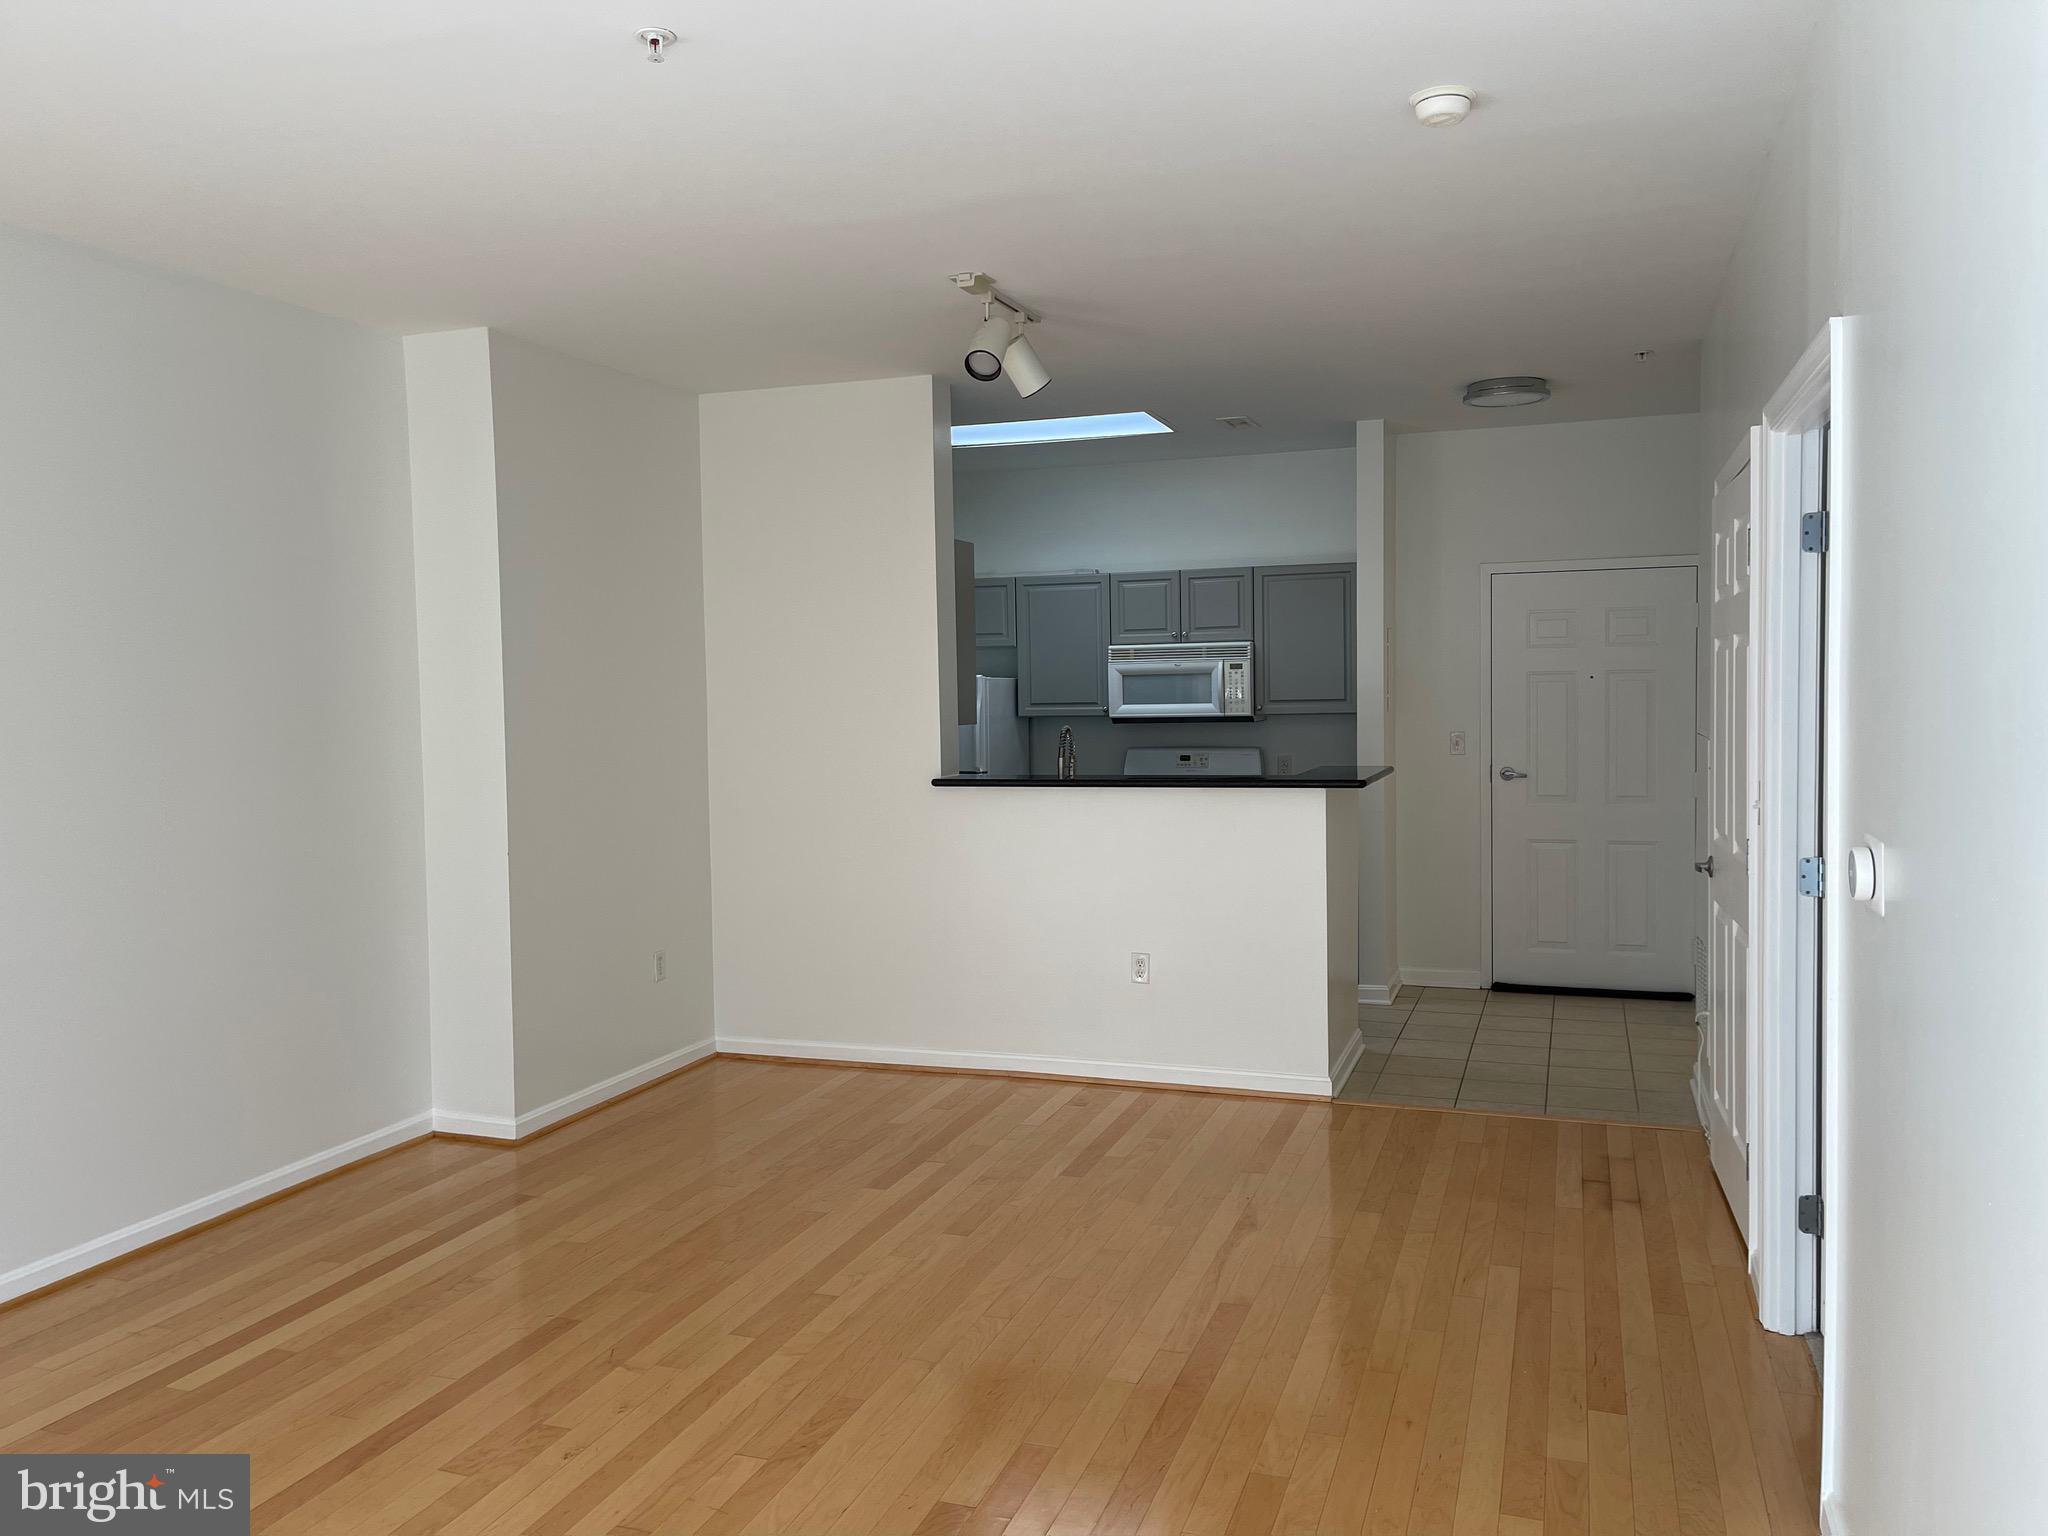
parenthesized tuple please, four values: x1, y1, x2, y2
(1705, 464, 1757, 1236)
(1490, 566, 1699, 992)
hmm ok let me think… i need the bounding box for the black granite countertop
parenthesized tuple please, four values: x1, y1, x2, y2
(931, 765, 1392, 789)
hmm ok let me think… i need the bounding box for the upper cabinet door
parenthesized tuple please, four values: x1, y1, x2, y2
(972, 577, 1017, 646)
(1017, 574, 1110, 715)
(1179, 567, 1254, 642)
(1109, 571, 1180, 644)
(1255, 563, 1356, 713)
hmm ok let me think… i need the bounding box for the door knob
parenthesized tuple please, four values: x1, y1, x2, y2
(1694, 856, 1715, 876)
(1497, 766, 1528, 781)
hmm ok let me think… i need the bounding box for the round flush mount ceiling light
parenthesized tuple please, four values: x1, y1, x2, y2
(1463, 375, 1551, 408)
(1409, 87, 1475, 127)
(638, 28, 677, 62)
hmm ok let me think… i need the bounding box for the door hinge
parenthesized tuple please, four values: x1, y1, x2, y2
(1800, 510, 1829, 554)
(1797, 855, 1825, 897)
(1797, 1194, 1824, 1237)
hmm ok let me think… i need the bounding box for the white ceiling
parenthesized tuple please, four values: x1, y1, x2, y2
(0, 2, 1817, 460)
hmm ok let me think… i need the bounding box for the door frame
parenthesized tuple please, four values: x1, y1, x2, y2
(1751, 320, 1842, 1353)
(1476, 554, 1703, 989)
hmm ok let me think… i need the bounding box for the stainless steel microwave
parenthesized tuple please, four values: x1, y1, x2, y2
(1106, 642, 1254, 719)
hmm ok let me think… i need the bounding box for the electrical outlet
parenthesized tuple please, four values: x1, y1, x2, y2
(1131, 952, 1150, 984)
(1448, 731, 1467, 756)
(1275, 753, 1295, 775)
(653, 949, 667, 982)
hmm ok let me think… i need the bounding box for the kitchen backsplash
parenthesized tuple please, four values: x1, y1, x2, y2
(1023, 712, 1357, 778)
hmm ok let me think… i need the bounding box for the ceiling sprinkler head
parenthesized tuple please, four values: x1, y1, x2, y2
(638, 28, 677, 63)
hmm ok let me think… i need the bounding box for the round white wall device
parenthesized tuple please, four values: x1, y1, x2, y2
(1410, 87, 1475, 127)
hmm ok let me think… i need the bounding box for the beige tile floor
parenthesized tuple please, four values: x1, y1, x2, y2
(1338, 985, 1703, 1126)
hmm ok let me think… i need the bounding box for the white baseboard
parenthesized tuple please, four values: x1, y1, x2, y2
(430, 1109, 520, 1140)
(1356, 982, 1403, 1006)
(1329, 1029, 1367, 1095)
(514, 1039, 716, 1138)
(431, 1038, 717, 1142)
(716, 1036, 1334, 1098)
(0, 1111, 432, 1306)
(1400, 967, 1485, 990)
(1820, 1494, 1847, 1535)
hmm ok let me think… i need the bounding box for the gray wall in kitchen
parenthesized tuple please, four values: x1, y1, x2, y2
(954, 448, 1357, 572)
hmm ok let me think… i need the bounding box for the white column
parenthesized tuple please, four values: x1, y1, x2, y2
(402, 329, 712, 1138)
(1355, 421, 1399, 996)
(402, 329, 517, 1133)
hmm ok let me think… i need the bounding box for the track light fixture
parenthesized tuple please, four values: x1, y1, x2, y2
(951, 273, 1051, 398)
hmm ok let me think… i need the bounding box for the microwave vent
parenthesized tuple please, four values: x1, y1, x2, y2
(1107, 641, 1252, 663)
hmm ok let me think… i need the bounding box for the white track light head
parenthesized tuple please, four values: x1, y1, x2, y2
(1002, 329, 1051, 398)
(964, 310, 1009, 382)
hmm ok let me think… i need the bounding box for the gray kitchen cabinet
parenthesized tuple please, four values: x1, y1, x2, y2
(1180, 567, 1253, 641)
(972, 577, 1017, 646)
(1016, 574, 1110, 715)
(1110, 571, 1179, 643)
(1255, 563, 1356, 713)
(1109, 566, 1252, 643)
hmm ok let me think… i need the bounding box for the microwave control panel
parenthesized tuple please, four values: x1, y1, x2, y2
(1223, 660, 1251, 715)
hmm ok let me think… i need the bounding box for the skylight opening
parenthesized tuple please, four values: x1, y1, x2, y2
(950, 412, 1173, 449)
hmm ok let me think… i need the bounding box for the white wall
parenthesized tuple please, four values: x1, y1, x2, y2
(0, 228, 430, 1296)
(489, 334, 713, 1116)
(1701, 6, 2048, 1532)
(954, 447, 1356, 572)
(1391, 413, 1701, 981)
(404, 329, 517, 1127)
(701, 376, 1349, 1094)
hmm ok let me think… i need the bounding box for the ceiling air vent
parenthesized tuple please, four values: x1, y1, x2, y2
(1214, 415, 1259, 430)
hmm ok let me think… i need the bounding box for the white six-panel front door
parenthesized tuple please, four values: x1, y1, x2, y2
(1490, 566, 1699, 992)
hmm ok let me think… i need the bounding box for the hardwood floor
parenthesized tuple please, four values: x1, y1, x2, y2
(0, 1060, 1820, 1534)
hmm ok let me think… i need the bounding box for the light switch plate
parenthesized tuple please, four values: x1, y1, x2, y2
(1448, 732, 1467, 756)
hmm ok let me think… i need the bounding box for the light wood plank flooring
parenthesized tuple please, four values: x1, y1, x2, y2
(0, 1060, 1820, 1534)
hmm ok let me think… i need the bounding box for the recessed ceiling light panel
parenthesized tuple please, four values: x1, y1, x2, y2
(952, 412, 1172, 449)
(1462, 375, 1550, 408)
